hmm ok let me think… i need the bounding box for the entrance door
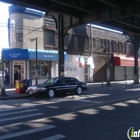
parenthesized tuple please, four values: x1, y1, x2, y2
(14, 63, 25, 80)
(14, 65, 21, 80)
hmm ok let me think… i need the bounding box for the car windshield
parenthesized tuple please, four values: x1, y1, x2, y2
(44, 77, 59, 84)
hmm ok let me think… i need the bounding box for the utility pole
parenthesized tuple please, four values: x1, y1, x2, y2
(30, 37, 38, 85)
(0, 50, 6, 96)
(106, 40, 110, 86)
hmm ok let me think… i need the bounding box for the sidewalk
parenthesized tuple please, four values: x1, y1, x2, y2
(0, 85, 31, 100)
(0, 80, 139, 100)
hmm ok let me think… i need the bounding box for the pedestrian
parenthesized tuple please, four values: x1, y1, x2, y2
(5, 71, 9, 85)
(14, 70, 18, 84)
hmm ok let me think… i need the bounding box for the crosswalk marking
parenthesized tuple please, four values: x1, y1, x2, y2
(0, 99, 28, 103)
(0, 106, 36, 112)
(0, 113, 43, 122)
(41, 134, 66, 140)
(0, 125, 56, 140)
(0, 99, 66, 140)
(0, 109, 38, 116)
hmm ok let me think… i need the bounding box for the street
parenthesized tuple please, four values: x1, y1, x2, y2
(0, 87, 140, 140)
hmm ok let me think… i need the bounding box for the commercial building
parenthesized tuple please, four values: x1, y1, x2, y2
(2, 5, 139, 85)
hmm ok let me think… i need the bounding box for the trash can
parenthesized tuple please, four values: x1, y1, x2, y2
(23, 79, 32, 92)
(16, 80, 24, 94)
(28, 79, 32, 87)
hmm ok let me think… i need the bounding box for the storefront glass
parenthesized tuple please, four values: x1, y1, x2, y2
(31, 61, 51, 79)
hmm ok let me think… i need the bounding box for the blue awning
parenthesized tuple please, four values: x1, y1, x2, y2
(2, 48, 29, 60)
(2, 48, 67, 61)
(28, 49, 66, 60)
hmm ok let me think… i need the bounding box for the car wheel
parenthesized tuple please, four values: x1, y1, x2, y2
(48, 89, 55, 98)
(76, 87, 82, 95)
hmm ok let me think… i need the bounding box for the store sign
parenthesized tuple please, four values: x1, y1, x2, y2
(9, 53, 21, 58)
(2, 48, 29, 60)
(44, 54, 54, 58)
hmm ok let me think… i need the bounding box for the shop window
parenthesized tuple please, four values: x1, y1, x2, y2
(31, 61, 51, 79)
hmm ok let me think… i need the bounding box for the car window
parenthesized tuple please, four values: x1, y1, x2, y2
(63, 78, 77, 84)
(55, 79, 65, 84)
(63, 78, 70, 84)
(69, 78, 77, 84)
(45, 77, 59, 84)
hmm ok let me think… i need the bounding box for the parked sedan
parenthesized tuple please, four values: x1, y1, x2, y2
(26, 77, 87, 97)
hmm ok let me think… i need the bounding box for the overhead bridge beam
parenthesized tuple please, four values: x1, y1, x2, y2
(113, 19, 140, 30)
(50, 0, 96, 15)
(97, 0, 121, 9)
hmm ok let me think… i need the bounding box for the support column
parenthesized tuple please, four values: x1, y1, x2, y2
(58, 14, 64, 77)
(134, 35, 139, 84)
(47, 12, 79, 77)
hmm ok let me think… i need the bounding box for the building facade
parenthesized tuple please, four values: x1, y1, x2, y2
(3, 5, 139, 85)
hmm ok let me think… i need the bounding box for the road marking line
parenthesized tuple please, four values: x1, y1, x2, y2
(76, 99, 95, 102)
(0, 99, 28, 103)
(0, 109, 38, 116)
(41, 134, 66, 140)
(0, 113, 43, 122)
(0, 106, 36, 112)
(0, 125, 56, 140)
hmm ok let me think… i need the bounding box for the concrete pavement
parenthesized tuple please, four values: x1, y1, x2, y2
(0, 80, 139, 100)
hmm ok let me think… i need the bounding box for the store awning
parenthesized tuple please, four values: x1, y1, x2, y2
(28, 49, 67, 60)
(114, 55, 140, 66)
(2, 48, 29, 60)
(2, 48, 67, 61)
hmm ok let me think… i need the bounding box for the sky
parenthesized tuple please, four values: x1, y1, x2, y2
(0, 2, 11, 51)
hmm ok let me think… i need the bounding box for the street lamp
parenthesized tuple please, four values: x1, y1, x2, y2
(30, 37, 38, 85)
(0, 51, 6, 96)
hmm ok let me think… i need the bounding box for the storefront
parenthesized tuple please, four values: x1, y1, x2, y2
(2, 48, 67, 84)
(114, 55, 140, 80)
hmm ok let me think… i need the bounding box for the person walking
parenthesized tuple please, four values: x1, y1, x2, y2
(14, 70, 18, 84)
(5, 71, 9, 85)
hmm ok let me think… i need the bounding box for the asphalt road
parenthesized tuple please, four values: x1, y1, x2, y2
(0, 87, 140, 140)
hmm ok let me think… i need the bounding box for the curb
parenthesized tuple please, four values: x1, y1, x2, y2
(86, 84, 140, 92)
(0, 94, 32, 100)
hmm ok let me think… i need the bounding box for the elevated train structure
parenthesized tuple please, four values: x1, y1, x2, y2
(1, 0, 140, 84)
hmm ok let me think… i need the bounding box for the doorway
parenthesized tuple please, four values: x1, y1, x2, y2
(14, 61, 25, 80)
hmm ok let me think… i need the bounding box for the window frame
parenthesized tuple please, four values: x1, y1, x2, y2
(84, 37, 89, 50)
(73, 35, 79, 50)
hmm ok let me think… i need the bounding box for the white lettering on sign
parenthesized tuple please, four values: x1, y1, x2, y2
(44, 55, 54, 57)
(9, 53, 21, 58)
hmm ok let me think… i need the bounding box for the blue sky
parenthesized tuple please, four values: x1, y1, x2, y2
(0, 2, 11, 51)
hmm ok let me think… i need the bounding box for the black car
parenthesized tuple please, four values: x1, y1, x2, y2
(26, 77, 87, 97)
